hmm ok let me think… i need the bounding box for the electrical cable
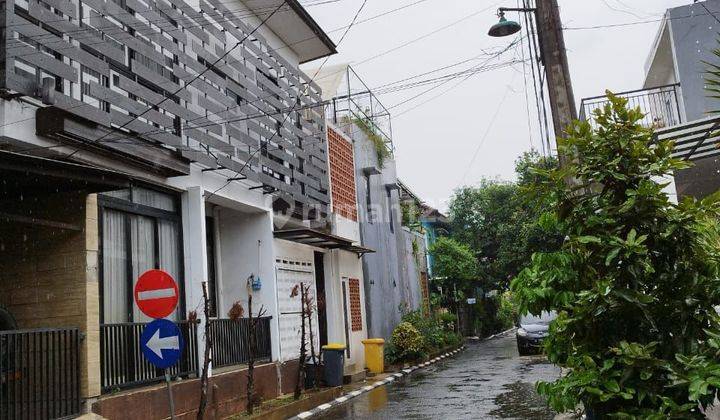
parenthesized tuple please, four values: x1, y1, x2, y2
(62, 0, 288, 160)
(459, 81, 513, 185)
(388, 40, 522, 112)
(517, 0, 535, 153)
(205, 0, 369, 201)
(0, 0, 435, 132)
(10, 45, 522, 158)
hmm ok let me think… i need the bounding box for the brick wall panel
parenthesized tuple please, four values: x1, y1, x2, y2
(328, 127, 358, 221)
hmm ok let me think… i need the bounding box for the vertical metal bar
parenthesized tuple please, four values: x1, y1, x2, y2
(10, 333, 16, 420)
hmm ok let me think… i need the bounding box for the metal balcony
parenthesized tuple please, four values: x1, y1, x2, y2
(579, 84, 682, 129)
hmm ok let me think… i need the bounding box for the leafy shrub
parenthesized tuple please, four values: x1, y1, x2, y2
(390, 322, 424, 362)
(496, 291, 518, 331)
(437, 312, 457, 332)
(402, 310, 444, 352)
(511, 94, 720, 418)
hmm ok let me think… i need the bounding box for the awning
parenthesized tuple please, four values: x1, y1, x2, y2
(274, 228, 376, 257)
(0, 150, 132, 200)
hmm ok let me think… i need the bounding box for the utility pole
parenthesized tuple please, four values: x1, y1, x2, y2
(534, 0, 577, 167)
(492, 0, 577, 168)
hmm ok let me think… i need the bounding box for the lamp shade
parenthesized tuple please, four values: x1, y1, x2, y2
(488, 15, 522, 37)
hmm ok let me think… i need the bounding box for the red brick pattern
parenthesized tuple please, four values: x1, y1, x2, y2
(349, 278, 362, 331)
(328, 127, 358, 221)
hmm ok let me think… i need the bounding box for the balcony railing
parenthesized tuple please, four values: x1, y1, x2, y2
(579, 84, 682, 129)
(1, 328, 81, 420)
(100, 320, 199, 393)
(208, 317, 272, 369)
(327, 66, 394, 151)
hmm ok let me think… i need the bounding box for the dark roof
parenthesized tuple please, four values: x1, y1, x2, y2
(274, 228, 375, 256)
(286, 0, 337, 63)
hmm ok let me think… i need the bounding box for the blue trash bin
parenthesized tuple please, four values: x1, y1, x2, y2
(322, 343, 346, 387)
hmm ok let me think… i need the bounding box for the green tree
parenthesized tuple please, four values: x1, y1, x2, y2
(429, 237, 479, 286)
(448, 151, 560, 292)
(512, 94, 720, 418)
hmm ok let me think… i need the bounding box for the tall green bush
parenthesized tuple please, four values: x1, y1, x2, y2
(390, 322, 424, 362)
(512, 94, 720, 418)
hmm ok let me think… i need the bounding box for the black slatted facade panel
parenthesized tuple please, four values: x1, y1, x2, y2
(1, 0, 329, 212)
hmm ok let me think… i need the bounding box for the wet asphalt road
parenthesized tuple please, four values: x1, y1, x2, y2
(316, 331, 562, 420)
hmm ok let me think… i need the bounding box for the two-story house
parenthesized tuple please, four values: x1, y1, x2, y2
(0, 0, 341, 417)
(579, 0, 720, 201)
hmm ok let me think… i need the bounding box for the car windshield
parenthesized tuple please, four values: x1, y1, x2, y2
(520, 311, 556, 325)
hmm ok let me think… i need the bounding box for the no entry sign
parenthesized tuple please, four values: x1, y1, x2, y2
(134, 269, 179, 319)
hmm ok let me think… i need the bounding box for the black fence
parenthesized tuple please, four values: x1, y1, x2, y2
(100, 320, 199, 392)
(0, 328, 81, 420)
(579, 84, 682, 129)
(208, 317, 272, 369)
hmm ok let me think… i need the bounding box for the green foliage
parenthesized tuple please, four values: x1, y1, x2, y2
(401, 200, 423, 230)
(496, 291, 518, 331)
(353, 117, 392, 168)
(704, 41, 720, 109)
(386, 311, 462, 364)
(511, 93, 720, 418)
(448, 159, 561, 293)
(429, 237, 479, 284)
(389, 322, 424, 362)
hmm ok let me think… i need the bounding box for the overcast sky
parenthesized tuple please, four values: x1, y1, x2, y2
(301, 0, 691, 211)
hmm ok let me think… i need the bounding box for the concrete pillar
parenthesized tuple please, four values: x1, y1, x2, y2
(181, 186, 209, 373)
(83, 194, 102, 401)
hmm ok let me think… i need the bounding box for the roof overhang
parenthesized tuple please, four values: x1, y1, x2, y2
(274, 228, 375, 256)
(0, 150, 133, 229)
(643, 16, 675, 89)
(244, 0, 336, 64)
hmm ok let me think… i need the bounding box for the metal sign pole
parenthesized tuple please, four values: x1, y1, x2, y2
(165, 369, 176, 420)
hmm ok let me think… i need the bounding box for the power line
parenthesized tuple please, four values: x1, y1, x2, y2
(63, 0, 288, 160)
(205, 0, 370, 200)
(10, 47, 522, 158)
(517, 0, 535, 152)
(0, 0, 433, 132)
(388, 43, 522, 112)
(563, 10, 715, 31)
(352, 1, 503, 67)
(460, 82, 513, 185)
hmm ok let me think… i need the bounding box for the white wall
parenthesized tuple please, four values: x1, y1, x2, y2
(323, 249, 367, 374)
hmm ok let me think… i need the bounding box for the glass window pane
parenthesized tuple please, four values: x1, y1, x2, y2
(102, 209, 128, 324)
(133, 187, 177, 212)
(101, 189, 131, 201)
(131, 215, 156, 323)
(158, 219, 181, 321)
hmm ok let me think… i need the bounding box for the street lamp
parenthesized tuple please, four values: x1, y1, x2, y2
(488, 10, 522, 37)
(487, 7, 537, 38)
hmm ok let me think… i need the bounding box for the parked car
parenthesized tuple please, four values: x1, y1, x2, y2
(516, 311, 556, 356)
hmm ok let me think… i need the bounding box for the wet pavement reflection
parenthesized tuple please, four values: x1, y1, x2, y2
(316, 331, 561, 419)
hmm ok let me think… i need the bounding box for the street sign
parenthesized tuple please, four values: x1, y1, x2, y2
(134, 269, 179, 319)
(467, 298, 477, 305)
(140, 319, 184, 369)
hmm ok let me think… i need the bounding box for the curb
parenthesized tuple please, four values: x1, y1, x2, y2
(485, 327, 517, 341)
(289, 346, 467, 419)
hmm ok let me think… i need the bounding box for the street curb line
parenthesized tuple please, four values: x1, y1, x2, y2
(485, 327, 517, 341)
(288, 346, 466, 419)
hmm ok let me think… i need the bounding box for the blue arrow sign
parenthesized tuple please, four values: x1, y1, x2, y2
(140, 319, 184, 369)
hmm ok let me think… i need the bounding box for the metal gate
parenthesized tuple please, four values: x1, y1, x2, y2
(275, 258, 319, 362)
(0, 328, 81, 420)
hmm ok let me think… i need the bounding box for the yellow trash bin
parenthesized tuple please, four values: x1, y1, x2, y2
(362, 338, 385, 374)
